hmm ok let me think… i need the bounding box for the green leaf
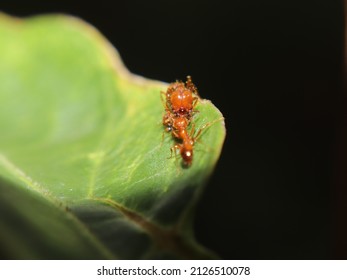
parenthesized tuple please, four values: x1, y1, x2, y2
(0, 13, 225, 259)
(0, 176, 113, 259)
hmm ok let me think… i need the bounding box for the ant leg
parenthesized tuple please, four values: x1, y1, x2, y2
(191, 97, 200, 117)
(166, 86, 175, 96)
(192, 97, 199, 107)
(186, 76, 200, 97)
(158, 112, 170, 131)
(189, 122, 196, 138)
(162, 111, 171, 126)
(169, 144, 182, 173)
(171, 129, 180, 140)
(190, 117, 224, 155)
(168, 144, 180, 159)
(169, 146, 175, 159)
(160, 91, 167, 109)
(194, 117, 224, 142)
(161, 124, 173, 147)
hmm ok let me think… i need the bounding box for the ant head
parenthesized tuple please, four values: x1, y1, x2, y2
(170, 88, 194, 113)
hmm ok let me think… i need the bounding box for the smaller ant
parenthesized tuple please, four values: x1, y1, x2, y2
(161, 76, 222, 167)
(169, 117, 223, 167)
(169, 116, 194, 166)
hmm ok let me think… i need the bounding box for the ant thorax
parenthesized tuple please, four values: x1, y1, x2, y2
(172, 116, 188, 131)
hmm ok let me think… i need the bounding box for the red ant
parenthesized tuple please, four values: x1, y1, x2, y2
(163, 75, 199, 119)
(162, 76, 219, 167)
(162, 76, 198, 130)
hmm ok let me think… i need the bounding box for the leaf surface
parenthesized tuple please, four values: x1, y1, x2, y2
(0, 13, 225, 259)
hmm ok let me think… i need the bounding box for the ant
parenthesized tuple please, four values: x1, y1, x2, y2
(162, 76, 219, 167)
(163, 75, 199, 119)
(161, 76, 199, 131)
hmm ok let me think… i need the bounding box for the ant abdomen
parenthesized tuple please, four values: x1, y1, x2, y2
(181, 148, 193, 167)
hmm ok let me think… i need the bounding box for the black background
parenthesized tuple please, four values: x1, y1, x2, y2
(1, 1, 344, 259)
